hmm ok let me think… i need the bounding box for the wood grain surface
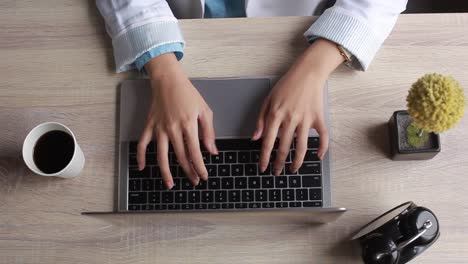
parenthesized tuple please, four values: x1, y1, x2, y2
(1, 1, 468, 263)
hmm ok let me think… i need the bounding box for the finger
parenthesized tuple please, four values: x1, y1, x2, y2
(252, 96, 270, 140)
(183, 122, 208, 181)
(315, 118, 329, 160)
(273, 122, 296, 176)
(137, 120, 154, 171)
(259, 113, 282, 172)
(291, 122, 310, 173)
(168, 128, 200, 185)
(199, 109, 218, 155)
(156, 131, 174, 189)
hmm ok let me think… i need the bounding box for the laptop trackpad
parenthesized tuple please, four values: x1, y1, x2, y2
(120, 78, 272, 141)
(192, 78, 271, 138)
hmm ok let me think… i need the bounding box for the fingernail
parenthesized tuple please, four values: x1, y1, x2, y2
(212, 143, 219, 154)
(252, 129, 260, 140)
(167, 182, 174, 190)
(273, 169, 281, 176)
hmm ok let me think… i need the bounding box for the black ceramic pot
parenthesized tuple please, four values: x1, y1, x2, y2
(388, 111, 441, 160)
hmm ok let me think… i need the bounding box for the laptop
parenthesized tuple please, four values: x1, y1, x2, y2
(105, 77, 345, 223)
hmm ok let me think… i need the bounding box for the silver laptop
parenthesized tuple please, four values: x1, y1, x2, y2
(109, 77, 345, 223)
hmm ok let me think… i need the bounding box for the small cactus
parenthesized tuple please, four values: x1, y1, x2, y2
(406, 73, 465, 147)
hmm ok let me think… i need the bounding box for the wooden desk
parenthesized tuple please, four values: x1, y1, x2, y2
(1, 1, 467, 262)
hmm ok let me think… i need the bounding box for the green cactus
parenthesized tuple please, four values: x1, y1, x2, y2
(406, 73, 466, 147)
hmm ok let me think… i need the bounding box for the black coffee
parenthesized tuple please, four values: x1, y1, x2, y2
(33, 130, 75, 174)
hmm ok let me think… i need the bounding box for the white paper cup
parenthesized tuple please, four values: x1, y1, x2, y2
(22, 122, 85, 178)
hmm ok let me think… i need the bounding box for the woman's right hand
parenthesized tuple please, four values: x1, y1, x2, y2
(137, 53, 218, 189)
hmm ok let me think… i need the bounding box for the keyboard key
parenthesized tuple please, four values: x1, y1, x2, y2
(129, 205, 140, 210)
(188, 191, 201, 203)
(206, 165, 217, 176)
(296, 189, 309, 200)
(285, 163, 297, 175)
(195, 204, 207, 209)
(151, 167, 160, 178)
(208, 178, 221, 189)
(302, 175, 321, 187)
(222, 203, 234, 209)
(249, 203, 262, 209)
(289, 176, 301, 187)
(275, 202, 288, 208)
(182, 204, 194, 210)
(238, 152, 250, 163)
(142, 179, 154, 191)
(299, 163, 321, 174)
(262, 202, 274, 208)
(235, 177, 248, 189)
(304, 150, 319, 161)
(245, 164, 257, 176)
(196, 180, 207, 190)
(129, 179, 141, 191)
(275, 177, 288, 188)
(202, 191, 214, 203)
(259, 164, 271, 176)
(225, 152, 237, 163)
(171, 178, 181, 190)
(218, 165, 230, 176)
(215, 190, 227, 202)
(142, 204, 154, 210)
(202, 152, 210, 164)
(170, 153, 178, 165)
(235, 203, 248, 209)
(208, 203, 221, 209)
(255, 190, 268, 202)
(181, 179, 194, 190)
(177, 168, 185, 178)
(261, 177, 274, 188)
(169, 166, 178, 177)
(146, 153, 157, 165)
(251, 151, 261, 162)
(289, 202, 302, 208)
(215, 138, 261, 150)
(303, 201, 322, 207)
(175, 191, 187, 203)
(155, 179, 164, 190)
(228, 190, 241, 202)
(162, 192, 174, 203)
(168, 204, 180, 210)
(146, 142, 156, 153)
(248, 177, 261, 188)
(129, 192, 147, 204)
(282, 189, 295, 201)
(149, 192, 160, 203)
(212, 154, 224, 164)
(231, 164, 244, 176)
(129, 167, 150, 178)
(269, 150, 276, 162)
(269, 189, 281, 201)
(241, 190, 254, 202)
(309, 189, 322, 200)
(221, 177, 234, 189)
(154, 204, 167, 210)
(308, 137, 319, 149)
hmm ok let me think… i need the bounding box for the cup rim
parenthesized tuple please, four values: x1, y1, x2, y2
(22, 122, 78, 177)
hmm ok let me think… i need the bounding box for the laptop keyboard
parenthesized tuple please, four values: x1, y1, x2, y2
(127, 137, 323, 211)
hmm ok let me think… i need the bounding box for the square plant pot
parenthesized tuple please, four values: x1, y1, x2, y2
(388, 110, 441, 160)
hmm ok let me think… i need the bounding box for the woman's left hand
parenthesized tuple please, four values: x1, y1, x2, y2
(252, 38, 344, 175)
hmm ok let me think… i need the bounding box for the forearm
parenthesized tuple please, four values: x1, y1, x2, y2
(145, 53, 185, 83)
(291, 38, 345, 82)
